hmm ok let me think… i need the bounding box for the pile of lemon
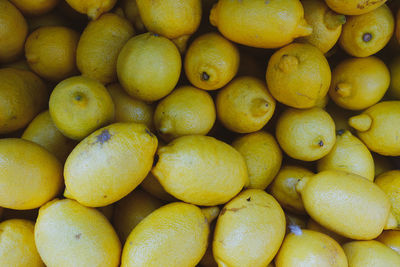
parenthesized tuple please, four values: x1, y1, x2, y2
(1, 0, 400, 266)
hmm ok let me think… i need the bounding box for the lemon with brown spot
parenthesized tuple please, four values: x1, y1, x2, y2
(213, 189, 286, 267)
(210, 0, 312, 49)
(35, 199, 121, 267)
(49, 75, 115, 140)
(266, 43, 331, 109)
(377, 230, 400, 254)
(10, 0, 59, 16)
(325, 0, 387, 15)
(65, 0, 117, 19)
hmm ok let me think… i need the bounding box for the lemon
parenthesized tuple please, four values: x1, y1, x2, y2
(349, 101, 400, 156)
(232, 131, 282, 190)
(326, 0, 387, 15)
(0, 219, 44, 267)
(329, 56, 390, 110)
(275, 229, 348, 267)
(121, 202, 209, 267)
(117, 33, 181, 102)
(307, 219, 349, 244)
(35, 199, 121, 267)
(276, 107, 336, 161)
(184, 32, 239, 90)
(64, 122, 158, 207)
(10, 0, 59, 16)
(65, 0, 117, 19)
(266, 43, 331, 109)
(216, 76, 276, 133)
(339, 4, 394, 57)
(140, 172, 176, 202)
(76, 13, 135, 84)
(154, 86, 216, 142)
(49, 75, 115, 140)
(152, 135, 248, 206)
(213, 189, 285, 267)
(210, 0, 312, 49)
(325, 103, 356, 132)
(0, 138, 63, 210)
(389, 56, 400, 99)
(343, 240, 400, 266)
(121, 0, 145, 32)
(317, 130, 375, 181)
(377, 230, 400, 254)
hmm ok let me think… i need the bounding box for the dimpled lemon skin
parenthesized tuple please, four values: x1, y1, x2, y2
(154, 86, 216, 142)
(121, 202, 209, 267)
(329, 57, 390, 110)
(0, 219, 44, 267)
(343, 240, 400, 267)
(232, 131, 282, 190)
(0, 0, 28, 63)
(35, 199, 121, 267)
(326, 0, 387, 15)
(210, 0, 312, 49)
(297, 170, 391, 240)
(65, 0, 117, 19)
(377, 230, 400, 254)
(375, 171, 400, 229)
(213, 189, 286, 267)
(184, 32, 239, 90)
(10, 0, 59, 16)
(77, 13, 135, 85)
(136, 0, 201, 39)
(64, 122, 158, 207)
(117, 33, 181, 102)
(216, 76, 276, 133)
(152, 135, 248, 206)
(266, 43, 331, 109)
(276, 107, 336, 161)
(49, 76, 115, 140)
(25, 26, 80, 82)
(339, 4, 394, 57)
(275, 229, 348, 267)
(0, 138, 63, 210)
(270, 165, 314, 214)
(349, 101, 400, 156)
(317, 130, 374, 181)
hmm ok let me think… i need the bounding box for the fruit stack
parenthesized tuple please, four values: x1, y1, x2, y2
(1, 0, 400, 266)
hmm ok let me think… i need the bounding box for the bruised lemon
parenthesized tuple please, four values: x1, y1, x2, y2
(64, 122, 158, 207)
(329, 56, 390, 110)
(326, 0, 387, 15)
(210, 0, 312, 49)
(266, 43, 331, 109)
(152, 135, 248, 206)
(184, 32, 239, 90)
(65, 0, 117, 19)
(377, 230, 400, 254)
(10, 0, 59, 16)
(216, 76, 276, 133)
(154, 86, 216, 142)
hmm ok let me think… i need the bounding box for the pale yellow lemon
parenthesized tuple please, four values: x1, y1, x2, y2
(377, 230, 400, 254)
(65, 0, 117, 19)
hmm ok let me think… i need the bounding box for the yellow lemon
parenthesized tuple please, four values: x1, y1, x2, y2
(300, 0, 346, 53)
(270, 165, 314, 214)
(329, 56, 390, 110)
(152, 135, 248, 206)
(317, 130, 375, 181)
(140, 172, 176, 202)
(65, 0, 117, 19)
(213, 189, 286, 267)
(389, 56, 400, 99)
(184, 32, 239, 90)
(136, 0, 201, 39)
(349, 101, 400, 156)
(154, 86, 216, 142)
(326, 0, 387, 15)
(121, 0, 145, 32)
(216, 76, 276, 133)
(49, 75, 115, 140)
(10, 0, 59, 16)
(307, 219, 349, 244)
(117, 32, 181, 102)
(232, 131, 282, 190)
(325, 103, 356, 132)
(297, 170, 392, 239)
(377, 230, 400, 254)
(339, 4, 394, 57)
(22, 110, 76, 162)
(0, 0, 28, 63)
(112, 189, 163, 243)
(107, 83, 154, 129)
(64, 122, 158, 207)
(76, 13, 135, 84)
(35, 199, 121, 267)
(343, 240, 400, 267)
(275, 229, 348, 267)
(210, 0, 312, 49)
(266, 43, 331, 109)
(25, 26, 79, 81)
(0, 219, 44, 267)
(276, 107, 336, 161)
(0, 138, 62, 210)
(121, 202, 209, 267)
